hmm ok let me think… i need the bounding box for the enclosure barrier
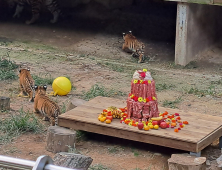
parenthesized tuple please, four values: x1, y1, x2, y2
(0, 155, 79, 170)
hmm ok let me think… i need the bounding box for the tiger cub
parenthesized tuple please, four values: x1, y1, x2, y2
(18, 68, 35, 102)
(13, 0, 61, 24)
(122, 31, 145, 63)
(34, 85, 61, 126)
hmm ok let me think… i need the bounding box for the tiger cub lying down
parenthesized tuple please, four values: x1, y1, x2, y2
(18, 68, 35, 102)
(122, 31, 145, 63)
(13, 0, 61, 24)
(34, 85, 61, 126)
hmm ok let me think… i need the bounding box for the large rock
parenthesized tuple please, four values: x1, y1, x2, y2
(46, 126, 76, 153)
(53, 152, 93, 170)
(168, 154, 206, 170)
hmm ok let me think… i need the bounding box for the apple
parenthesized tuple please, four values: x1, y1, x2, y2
(152, 121, 159, 126)
(160, 122, 168, 129)
(137, 121, 144, 130)
(106, 115, 113, 121)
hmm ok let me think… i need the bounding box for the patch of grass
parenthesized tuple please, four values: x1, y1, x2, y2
(185, 86, 216, 97)
(76, 130, 88, 142)
(0, 108, 44, 144)
(131, 148, 139, 157)
(103, 62, 124, 72)
(89, 164, 110, 170)
(156, 83, 176, 91)
(108, 146, 120, 154)
(168, 61, 197, 69)
(0, 57, 18, 80)
(162, 97, 182, 109)
(32, 74, 54, 86)
(82, 84, 126, 101)
(60, 102, 66, 114)
(67, 144, 80, 154)
(211, 79, 222, 85)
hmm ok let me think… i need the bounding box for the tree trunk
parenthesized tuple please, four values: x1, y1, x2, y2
(0, 97, 10, 111)
(53, 152, 93, 170)
(46, 126, 76, 153)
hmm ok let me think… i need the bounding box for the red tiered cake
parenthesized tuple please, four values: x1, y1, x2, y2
(127, 69, 159, 122)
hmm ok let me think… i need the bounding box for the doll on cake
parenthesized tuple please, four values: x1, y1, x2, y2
(127, 69, 159, 122)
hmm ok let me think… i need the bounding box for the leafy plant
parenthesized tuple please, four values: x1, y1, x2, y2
(185, 86, 216, 97)
(82, 84, 126, 101)
(0, 57, 18, 80)
(32, 74, 54, 86)
(162, 97, 182, 109)
(0, 108, 44, 143)
(156, 83, 175, 91)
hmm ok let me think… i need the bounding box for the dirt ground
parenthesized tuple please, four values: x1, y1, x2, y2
(1, 1, 222, 170)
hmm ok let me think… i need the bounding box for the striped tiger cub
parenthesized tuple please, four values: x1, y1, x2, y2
(122, 31, 145, 63)
(34, 85, 61, 126)
(18, 68, 35, 102)
(13, 0, 61, 24)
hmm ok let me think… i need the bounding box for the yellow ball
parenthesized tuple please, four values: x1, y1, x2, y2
(52, 77, 72, 96)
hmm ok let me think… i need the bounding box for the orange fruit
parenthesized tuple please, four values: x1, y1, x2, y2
(144, 126, 150, 131)
(149, 125, 154, 129)
(100, 117, 106, 122)
(106, 119, 111, 124)
(171, 122, 177, 127)
(98, 115, 103, 121)
(154, 125, 159, 129)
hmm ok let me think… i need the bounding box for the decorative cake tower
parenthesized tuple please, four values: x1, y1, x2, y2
(127, 69, 159, 122)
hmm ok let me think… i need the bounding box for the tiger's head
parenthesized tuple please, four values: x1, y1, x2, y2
(34, 85, 47, 96)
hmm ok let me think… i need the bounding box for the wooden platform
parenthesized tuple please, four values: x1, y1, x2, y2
(58, 96, 222, 153)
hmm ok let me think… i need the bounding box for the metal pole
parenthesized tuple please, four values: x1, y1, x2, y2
(0, 155, 79, 170)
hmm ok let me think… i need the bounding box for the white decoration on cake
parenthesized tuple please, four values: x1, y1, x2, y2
(133, 70, 153, 80)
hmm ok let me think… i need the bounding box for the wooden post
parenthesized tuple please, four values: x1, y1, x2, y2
(53, 152, 93, 170)
(46, 126, 76, 153)
(0, 97, 10, 111)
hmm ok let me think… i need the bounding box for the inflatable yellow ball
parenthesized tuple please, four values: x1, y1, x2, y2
(52, 77, 72, 96)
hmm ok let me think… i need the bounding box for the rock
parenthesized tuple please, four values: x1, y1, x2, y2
(168, 154, 206, 170)
(53, 152, 93, 170)
(0, 96, 10, 111)
(206, 160, 211, 166)
(216, 155, 222, 167)
(66, 98, 87, 112)
(46, 126, 76, 153)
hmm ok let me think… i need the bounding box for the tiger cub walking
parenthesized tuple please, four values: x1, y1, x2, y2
(18, 68, 35, 102)
(34, 85, 61, 126)
(13, 0, 61, 24)
(122, 31, 145, 63)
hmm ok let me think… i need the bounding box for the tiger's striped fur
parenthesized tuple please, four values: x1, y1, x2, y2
(19, 68, 35, 102)
(122, 31, 145, 63)
(13, 0, 61, 24)
(34, 85, 61, 126)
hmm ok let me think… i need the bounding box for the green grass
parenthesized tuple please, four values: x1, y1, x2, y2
(108, 146, 120, 154)
(104, 62, 124, 72)
(185, 86, 216, 97)
(76, 130, 88, 142)
(162, 97, 182, 109)
(0, 57, 18, 80)
(82, 84, 126, 101)
(156, 83, 175, 91)
(0, 108, 44, 144)
(60, 102, 66, 114)
(32, 74, 54, 86)
(89, 164, 110, 170)
(131, 148, 139, 157)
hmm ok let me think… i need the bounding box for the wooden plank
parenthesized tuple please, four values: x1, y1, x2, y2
(58, 96, 222, 153)
(58, 118, 198, 152)
(197, 126, 222, 152)
(165, 0, 213, 4)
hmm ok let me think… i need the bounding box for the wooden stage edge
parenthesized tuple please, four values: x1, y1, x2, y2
(58, 96, 222, 153)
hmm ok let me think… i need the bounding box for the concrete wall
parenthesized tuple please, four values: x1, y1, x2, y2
(175, 3, 222, 65)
